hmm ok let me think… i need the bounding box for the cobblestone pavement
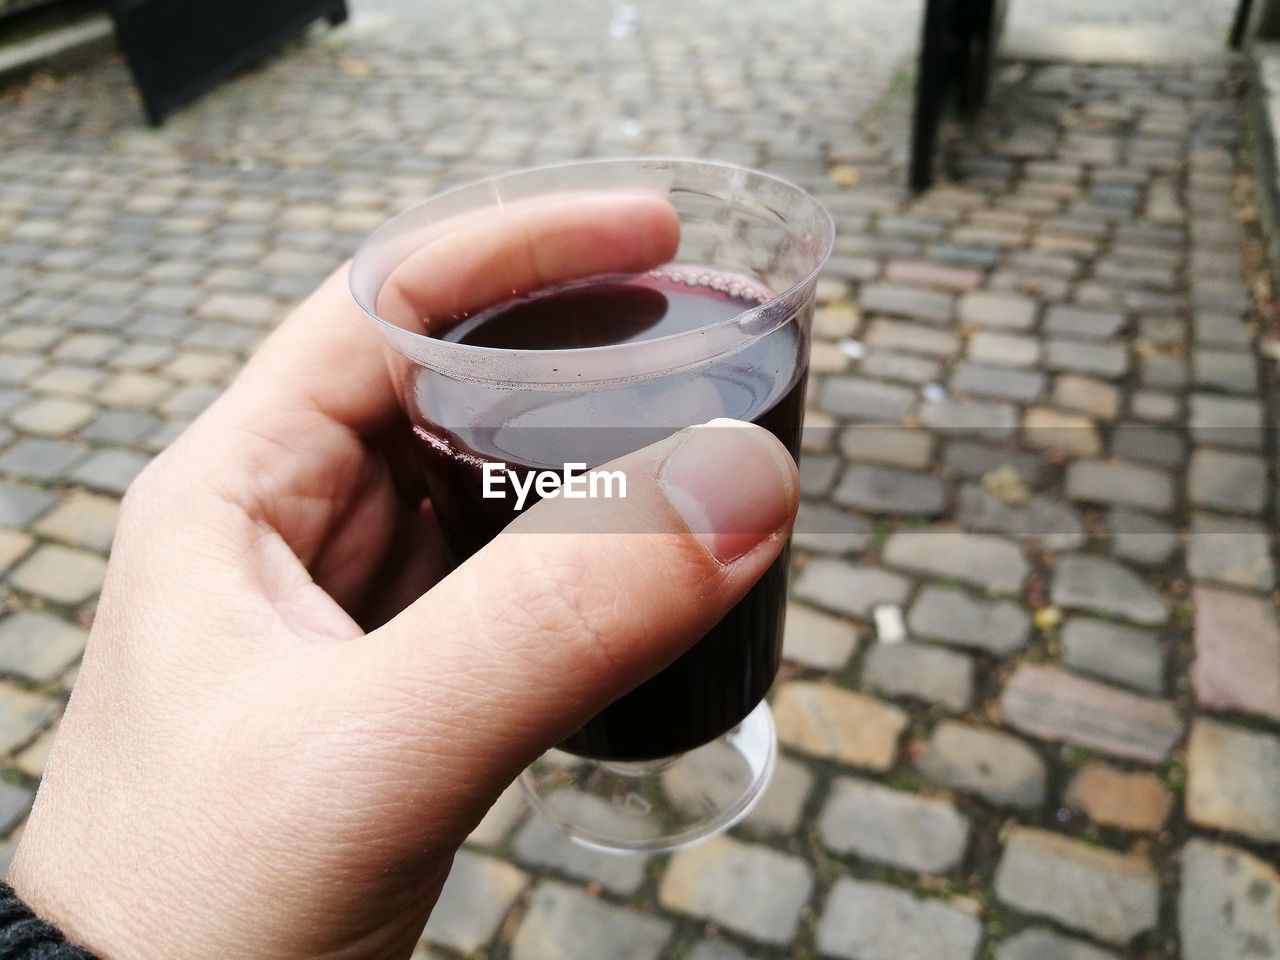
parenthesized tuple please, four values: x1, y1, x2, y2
(3, 2, 1280, 959)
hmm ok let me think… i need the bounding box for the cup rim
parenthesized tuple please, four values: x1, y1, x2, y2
(348, 157, 835, 385)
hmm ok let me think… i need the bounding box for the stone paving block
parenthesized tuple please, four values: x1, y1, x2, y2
(685, 943, 754, 960)
(886, 260, 983, 292)
(1187, 448, 1267, 513)
(0, 682, 59, 754)
(860, 283, 953, 324)
(993, 827, 1158, 945)
(885, 530, 1028, 594)
(1191, 585, 1280, 720)
(28, 367, 103, 399)
(466, 780, 525, 847)
(0, 483, 55, 528)
(512, 799, 648, 895)
(994, 928, 1119, 960)
(783, 602, 858, 670)
(512, 881, 670, 960)
(0, 611, 87, 683)
(1186, 718, 1280, 843)
(1000, 664, 1181, 762)
(1064, 459, 1175, 513)
(839, 426, 932, 468)
(1052, 375, 1118, 419)
(1044, 339, 1128, 378)
(1189, 393, 1264, 449)
(1064, 762, 1171, 833)
(1186, 513, 1274, 592)
(1107, 508, 1177, 567)
(16, 726, 56, 778)
(819, 776, 969, 873)
(1043, 305, 1125, 340)
(1108, 422, 1185, 468)
(862, 641, 972, 711)
(833, 464, 947, 517)
(799, 454, 840, 497)
(1140, 352, 1188, 389)
(920, 398, 1018, 440)
(1061, 617, 1163, 694)
(0, 529, 33, 575)
(950, 363, 1045, 402)
(99, 372, 173, 410)
(0, 781, 33, 836)
(773, 682, 906, 771)
(941, 441, 1042, 484)
(859, 350, 940, 384)
(792, 558, 910, 618)
(1050, 554, 1168, 625)
(1193, 311, 1252, 347)
(914, 721, 1045, 807)
(792, 503, 872, 555)
(864, 319, 960, 357)
(968, 331, 1040, 368)
(816, 879, 982, 960)
(956, 485, 1085, 551)
(819, 377, 915, 422)
(10, 398, 97, 437)
(814, 303, 860, 339)
(421, 850, 528, 953)
(70, 449, 149, 496)
(957, 291, 1038, 330)
(1193, 347, 1258, 393)
(1179, 840, 1280, 960)
(0, 439, 87, 482)
(1022, 407, 1102, 457)
(907, 585, 1029, 655)
(740, 753, 812, 837)
(9, 544, 106, 604)
(659, 835, 812, 945)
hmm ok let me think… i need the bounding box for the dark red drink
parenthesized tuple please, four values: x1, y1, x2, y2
(410, 269, 808, 760)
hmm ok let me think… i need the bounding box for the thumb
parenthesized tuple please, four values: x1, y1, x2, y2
(358, 419, 797, 800)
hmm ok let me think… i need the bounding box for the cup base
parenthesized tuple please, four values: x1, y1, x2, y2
(519, 700, 776, 854)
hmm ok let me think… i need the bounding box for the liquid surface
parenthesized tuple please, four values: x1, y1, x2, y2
(442, 272, 766, 350)
(411, 270, 808, 760)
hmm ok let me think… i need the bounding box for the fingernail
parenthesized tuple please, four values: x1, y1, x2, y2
(660, 418, 797, 565)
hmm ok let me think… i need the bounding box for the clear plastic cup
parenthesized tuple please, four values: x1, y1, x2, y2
(350, 158, 832, 852)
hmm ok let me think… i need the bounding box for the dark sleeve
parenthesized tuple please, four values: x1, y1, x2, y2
(0, 884, 97, 959)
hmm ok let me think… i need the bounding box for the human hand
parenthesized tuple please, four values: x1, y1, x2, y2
(8, 194, 799, 959)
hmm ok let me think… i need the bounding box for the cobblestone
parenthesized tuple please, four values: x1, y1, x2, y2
(773, 682, 906, 771)
(1000, 664, 1182, 762)
(512, 882, 671, 960)
(659, 836, 812, 945)
(819, 776, 969, 873)
(783, 602, 858, 671)
(1050, 554, 1169, 625)
(863, 641, 972, 710)
(907, 585, 1030, 654)
(1065, 762, 1172, 833)
(421, 851, 527, 953)
(1106, 508, 1177, 566)
(1187, 448, 1267, 513)
(512, 801, 648, 895)
(1061, 618, 1164, 693)
(817, 879, 982, 960)
(0, 612, 87, 683)
(1186, 718, 1280, 842)
(833, 464, 947, 516)
(792, 558, 910, 618)
(1179, 840, 1280, 960)
(9, 545, 105, 604)
(33, 492, 119, 552)
(0, 684, 59, 754)
(1186, 513, 1275, 592)
(957, 291, 1038, 330)
(995, 928, 1119, 960)
(914, 721, 1046, 808)
(993, 827, 1159, 945)
(0, 483, 54, 528)
(1191, 585, 1280, 719)
(885, 531, 1028, 593)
